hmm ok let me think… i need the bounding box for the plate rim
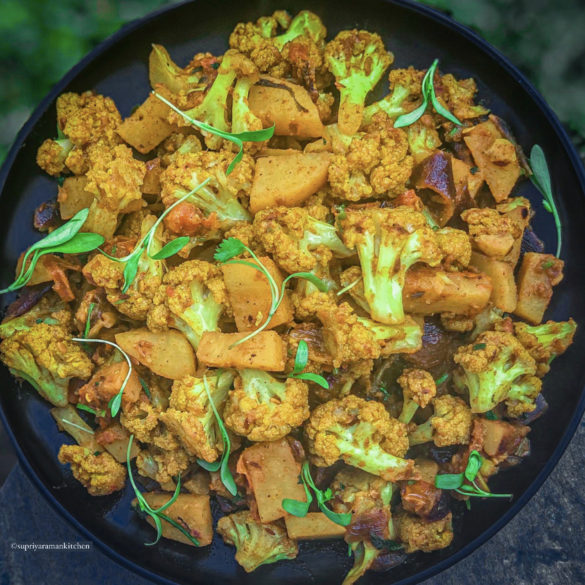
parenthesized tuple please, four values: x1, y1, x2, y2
(1, 1, 584, 584)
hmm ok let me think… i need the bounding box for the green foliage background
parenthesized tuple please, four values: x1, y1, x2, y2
(0, 0, 583, 163)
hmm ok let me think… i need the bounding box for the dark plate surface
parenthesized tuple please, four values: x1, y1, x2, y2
(1, 1, 584, 584)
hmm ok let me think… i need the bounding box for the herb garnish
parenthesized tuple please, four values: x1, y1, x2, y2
(71, 337, 133, 417)
(214, 238, 328, 348)
(530, 144, 562, 258)
(394, 59, 462, 128)
(76, 403, 105, 417)
(435, 450, 512, 500)
(83, 302, 96, 338)
(288, 340, 329, 389)
(152, 91, 275, 175)
(435, 373, 449, 385)
(126, 435, 200, 546)
(99, 178, 211, 292)
(282, 461, 352, 527)
(195, 374, 238, 496)
(0, 208, 104, 294)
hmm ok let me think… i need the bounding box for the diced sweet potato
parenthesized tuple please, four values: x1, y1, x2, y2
(115, 329, 196, 379)
(196, 331, 286, 371)
(249, 76, 324, 138)
(250, 153, 331, 214)
(403, 266, 492, 316)
(514, 253, 564, 324)
(57, 176, 93, 219)
(142, 157, 162, 195)
(237, 439, 306, 523)
(139, 493, 213, 546)
(117, 94, 176, 154)
(222, 257, 293, 332)
(470, 252, 517, 312)
(463, 120, 521, 202)
(285, 513, 346, 540)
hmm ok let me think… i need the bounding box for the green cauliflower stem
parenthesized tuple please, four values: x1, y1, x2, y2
(454, 331, 537, 413)
(272, 10, 326, 50)
(325, 30, 393, 135)
(340, 206, 443, 325)
(0, 323, 93, 407)
(343, 541, 381, 585)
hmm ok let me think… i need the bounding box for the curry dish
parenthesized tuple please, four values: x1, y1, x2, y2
(0, 9, 577, 584)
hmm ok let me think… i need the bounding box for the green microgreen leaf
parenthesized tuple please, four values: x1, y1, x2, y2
(150, 237, 190, 260)
(394, 59, 462, 129)
(473, 343, 487, 350)
(196, 374, 237, 496)
(292, 340, 309, 375)
(336, 278, 360, 297)
(214, 237, 247, 262)
(370, 535, 404, 552)
(435, 373, 449, 385)
(293, 372, 330, 389)
(76, 403, 105, 417)
(282, 462, 351, 527)
(434, 472, 464, 490)
(72, 337, 133, 417)
(126, 435, 199, 547)
(152, 91, 275, 175)
(83, 302, 96, 339)
(0, 208, 104, 294)
(464, 450, 483, 483)
(139, 377, 151, 400)
(530, 144, 562, 257)
(485, 410, 498, 420)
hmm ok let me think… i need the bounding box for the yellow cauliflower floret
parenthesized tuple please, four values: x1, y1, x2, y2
(56, 91, 122, 147)
(147, 260, 229, 349)
(0, 323, 93, 407)
(398, 368, 436, 410)
(435, 227, 472, 269)
(461, 207, 522, 258)
(306, 395, 416, 481)
(328, 113, 413, 201)
(397, 512, 453, 553)
(159, 372, 233, 462)
(430, 395, 473, 447)
(437, 74, 489, 121)
(224, 369, 309, 442)
(36, 138, 72, 176)
(58, 445, 126, 496)
(136, 445, 191, 488)
(120, 399, 161, 444)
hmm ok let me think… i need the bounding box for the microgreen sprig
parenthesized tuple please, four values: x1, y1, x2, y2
(0, 208, 104, 294)
(152, 91, 275, 175)
(71, 337, 133, 417)
(76, 403, 106, 417)
(83, 302, 96, 339)
(195, 374, 238, 497)
(530, 144, 562, 257)
(288, 340, 329, 389)
(214, 238, 328, 348)
(394, 59, 462, 129)
(435, 450, 512, 500)
(126, 435, 200, 547)
(282, 461, 352, 527)
(100, 178, 211, 292)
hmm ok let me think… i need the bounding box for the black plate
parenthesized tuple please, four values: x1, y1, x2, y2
(1, 1, 585, 584)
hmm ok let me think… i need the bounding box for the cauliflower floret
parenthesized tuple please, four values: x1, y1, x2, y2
(120, 399, 161, 444)
(306, 394, 416, 481)
(397, 368, 436, 424)
(136, 445, 191, 488)
(423, 395, 473, 447)
(223, 369, 309, 442)
(435, 227, 472, 269)
(330, 467, 393, 517)
(159, 371, 234, 462)
(217, 511, 298, 572)
(461, 207, 522, 258)
(147, 260, 229, 349)
(252, 206, 352, 274)
(0, 323, 93, 407)
(437, 74, 489, 121)
(56, 91, 122, 147)
(328, 113, 413, 201)
(36, 138, 73, 176)
(397, 511, 453, 553)
(58, 445, 126, 496)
